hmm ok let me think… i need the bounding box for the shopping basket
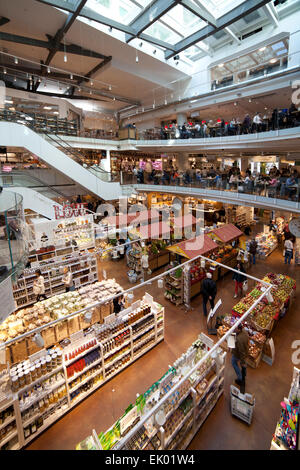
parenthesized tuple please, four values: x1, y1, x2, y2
(230, 385, 255, 425)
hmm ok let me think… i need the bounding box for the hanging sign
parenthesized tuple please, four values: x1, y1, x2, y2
(53, 203, 87, 219)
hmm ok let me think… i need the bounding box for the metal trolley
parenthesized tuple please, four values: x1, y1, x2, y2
(230, 385, 255, 425)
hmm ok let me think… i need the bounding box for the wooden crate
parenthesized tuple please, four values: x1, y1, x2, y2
(67, 316, 81, 336)
(246, 350, 262, 369)
(157, 253, 170, 268)
(149, 257, 158, 271)
(55, 321, 69, 342)
(27, 335, 43, 356)
(10, 339, 28, 365)
(41, 326, 57, 348)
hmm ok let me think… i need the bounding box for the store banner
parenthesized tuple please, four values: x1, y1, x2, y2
(0, 276, 16, 324)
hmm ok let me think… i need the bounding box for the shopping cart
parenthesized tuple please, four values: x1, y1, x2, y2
(230, 385, 255, 425)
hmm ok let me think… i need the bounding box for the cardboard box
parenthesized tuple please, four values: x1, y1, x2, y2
(67, 316, 81, 336)
(92, 307, 101, 325)
(11, 339, 28, 364)
(42, 326, 57, 348)
(55, 321, 69, 342)
(27, 335, 43, 356)
(100, 302, 112, 321)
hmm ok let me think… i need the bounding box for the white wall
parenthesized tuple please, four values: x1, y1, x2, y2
(3, 187, 62, 219)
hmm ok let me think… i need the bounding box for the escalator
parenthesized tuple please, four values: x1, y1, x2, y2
(0, 111, 122, 200)
(0, 172, 64, 219)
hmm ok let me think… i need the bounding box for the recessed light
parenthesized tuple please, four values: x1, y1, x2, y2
(270, 58, 277, 63)
(53, 111, 59, 115)
(44, 106, 52, 110)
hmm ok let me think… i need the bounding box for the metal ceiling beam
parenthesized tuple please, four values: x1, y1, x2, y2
(44, 0, 89, 66)
(165, 0, 273, 59)
(262, 3, 279, 27)
(0, 31, 106, 59)
(181, 0, 216, 26)
(34, 0, 176, 52)
(225, 27, 241, 45)
(126, 0, 178, 42)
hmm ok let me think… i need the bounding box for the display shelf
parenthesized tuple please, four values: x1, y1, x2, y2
(164, 407, 194, 448)
(104, 348, 131, 368)
(69, 367, 103, 394)
(195, 375, 218, 406)
(22, 395, 67, 428)
(133, 325, 155, 341)
(103, 338, 131, 359)
(19, 378, 66, 412)
(165, 389, 192, 422)
(0, 415, 16, 431)
(17, 365, 64, 396)
(65, 343, 100, 367)
(67, 357, 102, 383)
(0, 429, 18, 448)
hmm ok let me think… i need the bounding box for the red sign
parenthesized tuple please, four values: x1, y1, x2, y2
(53, 203, 87, 219)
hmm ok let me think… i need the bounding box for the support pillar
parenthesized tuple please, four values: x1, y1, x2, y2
(177, 113, 187, 127)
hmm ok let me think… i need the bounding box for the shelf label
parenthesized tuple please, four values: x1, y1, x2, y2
(120, 405, 138, 435)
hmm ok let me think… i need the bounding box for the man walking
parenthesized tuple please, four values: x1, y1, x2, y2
(201, 272, 217, 317)
(249, 238, 258, 265)
(231, 323, 249, 386)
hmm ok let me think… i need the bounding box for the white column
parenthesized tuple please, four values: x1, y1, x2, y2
(177, 113, 187, 127)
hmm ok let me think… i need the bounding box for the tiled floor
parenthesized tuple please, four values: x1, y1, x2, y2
(26, 246, 300, 450)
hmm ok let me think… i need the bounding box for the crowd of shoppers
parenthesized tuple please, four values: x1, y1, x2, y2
(157, 104, 300, 140)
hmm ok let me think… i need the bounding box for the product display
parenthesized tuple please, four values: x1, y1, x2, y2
(76, 333, 225, 451)
(13, 251, 98, 308)
(271, 367, 299, 450)
(252, 232, 278, 258)
(0, 294, 164, 450)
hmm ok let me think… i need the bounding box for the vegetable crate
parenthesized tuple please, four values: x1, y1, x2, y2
(230, 385, 255, 425)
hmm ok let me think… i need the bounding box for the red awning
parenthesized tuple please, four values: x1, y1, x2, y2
(102, 213, 137, 228)
(211, 224, 243, 243)
(138, 221, 170, 239)
(167, 234, 218, 259)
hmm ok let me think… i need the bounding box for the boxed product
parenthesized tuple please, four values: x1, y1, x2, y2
(55, 321, 69, 342)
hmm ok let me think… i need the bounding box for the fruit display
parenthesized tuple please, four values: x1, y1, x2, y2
(248, 341, 260, 359)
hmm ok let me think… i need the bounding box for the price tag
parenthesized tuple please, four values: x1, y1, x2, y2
(120, 406, 138, 435)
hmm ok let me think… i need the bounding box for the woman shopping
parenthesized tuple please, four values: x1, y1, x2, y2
(62, 267, 74, 292)
(33, 269, 47, 302)
(232, 262, 247, 298)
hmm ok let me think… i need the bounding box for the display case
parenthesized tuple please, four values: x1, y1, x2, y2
(12, 251, 98, 308)
(0, 294, 164, 449)
(76, 333, 225, 451)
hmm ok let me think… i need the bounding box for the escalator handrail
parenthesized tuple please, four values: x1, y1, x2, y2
(1, 170, 67, 198)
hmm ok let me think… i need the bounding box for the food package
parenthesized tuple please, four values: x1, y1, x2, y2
(67, 316, 81, 335)
(55, 321, 69, 342)
(27, 335, 43, 356)
(41, 326, 57, 348)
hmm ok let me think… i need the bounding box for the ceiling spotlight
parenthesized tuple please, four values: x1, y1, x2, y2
(14, 57, 18, 64)
(109, 85, 112, 90)
(47, 67, 50, 73)
(164, 98, 167, 105)
(153, 49, 156, 54)
(13, 76, 17, 82)
(70, 73, 73, 80)
(176, 61, 179, 65)
(270, 58, 277, 64)
(234, 102, 237, 106)
(218, 63, 224, 67)
(173, 55, 180, 61)
(38, 77, 41, 83)
(136, 53, 139, 63)
(139, 42, 143, 47)
(142, 107, 144, 112)
(3, 68, 7, 74)
(64, 54, 68, 63)
(153, 102, 155, 108)
(78, 87, 81, 92)
(89, 90, 92, 95)
(259, 46, 266, 52)
(248, 98, 252, 102)
(113, 96, 115, 101)
(109, 26, 113, 32)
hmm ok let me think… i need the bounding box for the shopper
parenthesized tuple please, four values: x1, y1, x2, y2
(231, 323, 249, 386)
(62, 267, 74, 292)
(232, 262, 246, 298)
(141, 249, 150, 281)
(33, 269, 46, 302)
(113, 295, 124, 314)
(284, 238, 294, 265)
(201, 272, 217, 317)
(249, 238, 258, 265)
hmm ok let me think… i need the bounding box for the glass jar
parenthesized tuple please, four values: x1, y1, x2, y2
(56, 350, 62, 366)
(24, 369, 31, 385)
(51, 353, 57, 369)
(41, 359, 47, 374)
(30, 366, 36, 382)
(11, 376, 19, 393)
(18, 372, 25, 388)
(46, 355, 52, 372)
(35, 361, 42, 378)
